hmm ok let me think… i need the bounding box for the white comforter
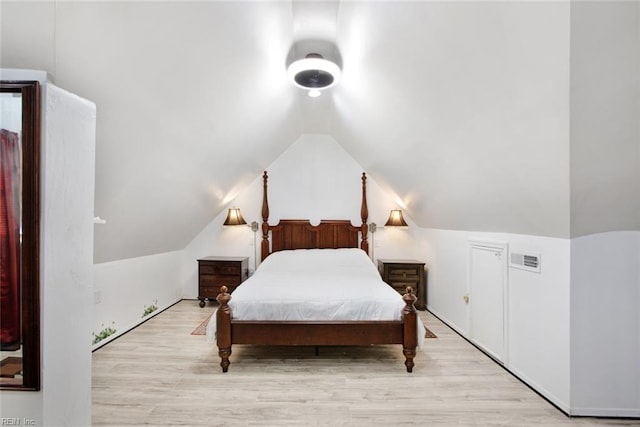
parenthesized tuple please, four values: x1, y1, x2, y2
(207, 248, 424, 347)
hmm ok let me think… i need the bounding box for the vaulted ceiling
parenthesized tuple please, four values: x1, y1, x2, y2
(2, 1, 580, 262)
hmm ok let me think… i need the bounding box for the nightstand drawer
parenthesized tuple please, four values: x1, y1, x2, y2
(389, 270, 420, 281)
(200, 263, 241, 276)
(390, 282, 417, 293)
(199, 274, 242, 286)
(199, 286, 218, 298)
(200, 285, 237, 298)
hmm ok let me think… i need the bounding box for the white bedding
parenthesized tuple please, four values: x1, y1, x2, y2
(206, 248, 424, 348)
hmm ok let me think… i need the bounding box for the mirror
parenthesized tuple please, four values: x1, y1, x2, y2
(0, 80, 41, 390)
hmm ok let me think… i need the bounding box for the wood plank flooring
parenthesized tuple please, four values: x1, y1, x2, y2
(92, 300, 638, 426)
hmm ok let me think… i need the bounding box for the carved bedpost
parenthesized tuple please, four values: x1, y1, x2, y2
(360, 173, 369, 254)
(216, 286, 232, 372)
(261, 171, 270, 261)
(401, 286, 418, 373)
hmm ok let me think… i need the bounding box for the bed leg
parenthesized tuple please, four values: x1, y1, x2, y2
(402, 286, 418, 373)
(403, 348, 416, 372)
(219, 347, 232, 373)
(216, 286, 233, 373)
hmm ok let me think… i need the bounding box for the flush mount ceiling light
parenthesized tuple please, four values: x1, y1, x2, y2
(287, 53, 341, 93)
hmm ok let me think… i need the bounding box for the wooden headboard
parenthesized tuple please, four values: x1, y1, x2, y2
(260, 171, 369, 260)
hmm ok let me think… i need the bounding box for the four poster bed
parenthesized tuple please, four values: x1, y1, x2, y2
(213, 171, 420, 372)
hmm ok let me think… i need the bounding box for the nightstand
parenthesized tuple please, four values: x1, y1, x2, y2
(377, 259, 426, 310)
(197, 256, 249, 308)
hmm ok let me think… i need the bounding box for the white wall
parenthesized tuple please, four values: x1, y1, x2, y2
(422, 228, 571, 412)
(181, 134, 422, 298)
(1, 79, 96, 426)
(422, 228, 640, 418)
(92, 251, 183, 349)
(41, 83, 96, 426)
(570, 233, 640, 417)
(568, 1, 640, 416)
(570, 1, 640, 237)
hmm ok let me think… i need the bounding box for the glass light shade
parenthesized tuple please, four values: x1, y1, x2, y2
(223, 208, 247, 226)
(384, 209, 408, 227)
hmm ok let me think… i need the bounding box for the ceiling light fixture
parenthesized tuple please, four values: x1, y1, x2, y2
(288, 53, 341, 92)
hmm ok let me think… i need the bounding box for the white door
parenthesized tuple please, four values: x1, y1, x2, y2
(469, 241, 507, 363)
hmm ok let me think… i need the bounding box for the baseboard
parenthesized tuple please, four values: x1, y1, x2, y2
(570, 407, 640, 418)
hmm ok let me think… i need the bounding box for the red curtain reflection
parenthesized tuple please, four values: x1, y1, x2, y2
(1, 129, 21, 350)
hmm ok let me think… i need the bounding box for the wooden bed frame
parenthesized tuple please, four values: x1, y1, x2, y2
(215, 171, 418, 372)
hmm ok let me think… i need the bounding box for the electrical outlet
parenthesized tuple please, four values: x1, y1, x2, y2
(94, 290, 102, 304)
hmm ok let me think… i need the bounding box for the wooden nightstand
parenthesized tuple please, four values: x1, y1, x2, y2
(197, 256, 249, 308)
(377, 259, 426, 310)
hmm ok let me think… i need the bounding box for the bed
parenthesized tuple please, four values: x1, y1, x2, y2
(213, 172, 421, 372)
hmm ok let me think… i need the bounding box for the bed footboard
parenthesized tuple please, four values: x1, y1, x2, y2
(215, 286, 418, 373)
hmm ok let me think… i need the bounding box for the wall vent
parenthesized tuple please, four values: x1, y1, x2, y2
(510, 252, 541, 273)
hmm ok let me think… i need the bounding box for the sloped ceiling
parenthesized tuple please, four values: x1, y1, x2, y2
(1, 1, 573, 263)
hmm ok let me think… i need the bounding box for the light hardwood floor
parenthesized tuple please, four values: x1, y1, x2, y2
(92, 300, 639, 426)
